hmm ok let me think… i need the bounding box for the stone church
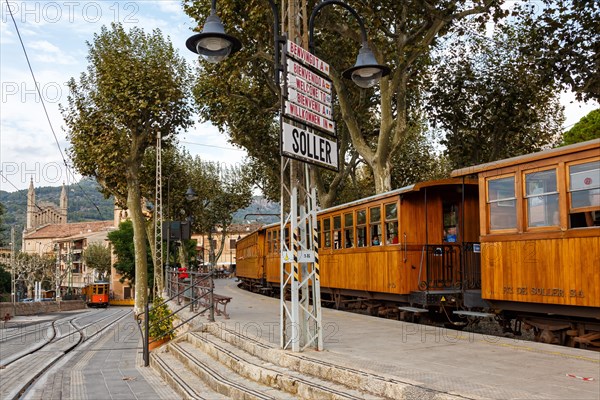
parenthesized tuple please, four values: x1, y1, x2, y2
(21, 179, 117, 294)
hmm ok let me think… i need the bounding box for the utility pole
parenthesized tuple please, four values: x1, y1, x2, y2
(154, 131, 164, 294)
(11, 226, 16, 315)
(279, 0, 323, 352)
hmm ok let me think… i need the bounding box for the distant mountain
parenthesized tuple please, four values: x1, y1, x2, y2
(233, 196, 280, 224)
(0, 178, 278, 246)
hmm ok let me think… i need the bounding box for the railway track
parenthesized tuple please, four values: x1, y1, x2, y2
(0, 308, 131, 400)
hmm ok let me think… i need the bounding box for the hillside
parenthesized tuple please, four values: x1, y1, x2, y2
(0, 177, 115, 234)
(0, 178, 278, 245)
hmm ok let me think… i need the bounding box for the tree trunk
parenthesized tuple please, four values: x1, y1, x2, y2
(126, 169, 148, 315)
(372, 159, 392, 194)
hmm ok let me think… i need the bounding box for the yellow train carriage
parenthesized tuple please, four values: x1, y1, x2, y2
(452, 139, 600, 318)
(237, 178, 480, 309)
(236, 228, 265, 283)
(316, 179, 480, 303)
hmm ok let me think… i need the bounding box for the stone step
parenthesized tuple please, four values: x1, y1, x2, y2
(150, 346, 228, 400)
(202, 323, 423, 399)
(187, 331, 382, 399)
(168, 339, 295, 400)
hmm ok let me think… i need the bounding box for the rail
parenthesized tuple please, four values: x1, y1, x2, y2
(141, 269, 214, 367)
(462, 242, 482, 289)
(418, 243, 481, 291)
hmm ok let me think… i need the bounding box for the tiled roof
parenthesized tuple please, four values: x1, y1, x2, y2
(24, 221, 114, 239)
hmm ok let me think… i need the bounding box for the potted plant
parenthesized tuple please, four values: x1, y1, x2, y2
(148, 295, 175, 350)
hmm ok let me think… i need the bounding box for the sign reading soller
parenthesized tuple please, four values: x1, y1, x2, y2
(282, 121, 338, 170)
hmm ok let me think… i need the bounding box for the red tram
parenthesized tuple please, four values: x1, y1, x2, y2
(82, 282, 110, 308)
(237, 139, 600, 348)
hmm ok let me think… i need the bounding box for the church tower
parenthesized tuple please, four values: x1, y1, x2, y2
(60, 182, 68, 224)
(26, 178, 35, 230)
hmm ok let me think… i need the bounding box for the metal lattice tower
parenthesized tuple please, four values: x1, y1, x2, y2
(278, 0, 323, 350)
(154, 131, 164, 294)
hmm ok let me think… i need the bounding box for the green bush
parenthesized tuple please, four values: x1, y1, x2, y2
(148, 296, 175, 340)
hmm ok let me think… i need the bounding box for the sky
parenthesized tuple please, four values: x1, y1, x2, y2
(0, 0, 248, 193)
(1, 1, 598, 193)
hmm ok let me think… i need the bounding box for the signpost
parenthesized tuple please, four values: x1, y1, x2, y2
(280, 40, 331, 352)
(282, 40, 338, 170)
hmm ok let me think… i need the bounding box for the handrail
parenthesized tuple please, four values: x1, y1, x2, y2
(141, 269, 215, 366)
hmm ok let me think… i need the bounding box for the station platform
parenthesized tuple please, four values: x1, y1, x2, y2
(178, 278, 600, 400)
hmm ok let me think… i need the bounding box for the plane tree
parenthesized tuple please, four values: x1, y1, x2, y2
(426, 20, 564, 169)
(183, 0, 508, 199)
(61, 23, 194, 312)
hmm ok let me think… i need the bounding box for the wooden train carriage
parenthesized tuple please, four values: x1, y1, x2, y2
(236, 229, 265, 281)
(82, 282, 109, 308)
(452, 139, 600, 319)
(264, 224, 287, 284)
(316, 178, 480, 305)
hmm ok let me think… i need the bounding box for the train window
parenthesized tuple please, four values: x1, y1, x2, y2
(487, 176, 517, 231)
(370, 206, 381, 245)
(273, 230, 279, 253)
(568, 160, 600, 227)
(333, 215, 342, 249)
(443, 203, 458, 242)
(525, 169, 559, 228)
(356, 209, 367, 247)
(323, 218, 331, 248)
(385, 203, 399, 244)
(267, 231, 272, 253)
(344, 213, 354, 248)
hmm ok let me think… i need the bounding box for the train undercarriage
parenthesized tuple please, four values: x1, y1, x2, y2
(237, 277, 600, 350)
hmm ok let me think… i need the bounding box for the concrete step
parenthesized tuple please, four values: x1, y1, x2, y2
(168, 339, 295, 400)
(150, 346, 228, 400)
(201, 323, 417, 399)
(187, 330, 381, 399)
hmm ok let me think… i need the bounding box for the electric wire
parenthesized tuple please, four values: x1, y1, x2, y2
(4, 0, 106, 221)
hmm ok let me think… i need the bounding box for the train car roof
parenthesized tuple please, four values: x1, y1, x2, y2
(318, 177, 477, 215)
(251, 178, 477, 231)
(451, 138, 600, 178)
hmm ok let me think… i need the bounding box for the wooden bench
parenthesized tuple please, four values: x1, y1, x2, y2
(196, 287, 232, 319)
(212, 294, 232, 319)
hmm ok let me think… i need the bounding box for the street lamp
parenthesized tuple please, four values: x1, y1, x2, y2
(185, 0, 242, 63)
(186, 0, 390, 88)
(309, 0, 390, 88)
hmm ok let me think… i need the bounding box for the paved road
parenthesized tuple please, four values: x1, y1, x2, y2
(14, 308, 178, 400)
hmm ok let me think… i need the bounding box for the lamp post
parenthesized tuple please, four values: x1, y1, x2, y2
(54, 243, 61, 301)
(186, 0, 390, 352)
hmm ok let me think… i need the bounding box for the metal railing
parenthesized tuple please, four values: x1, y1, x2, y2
(140, 269, 214, 366)
(419, 244, 461, 290)
(461, 242, 482, 289)
(417, 243, 482, 291)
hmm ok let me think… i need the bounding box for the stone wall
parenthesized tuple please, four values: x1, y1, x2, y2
(0, 300, 86, 319)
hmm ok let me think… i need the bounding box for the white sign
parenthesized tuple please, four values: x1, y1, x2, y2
(287, 40, 330, 75)
(298, 250, 315, 263)
(288, 87, 332, 119)
(287, 59, 332, 94)
(287, 74, 332, 105)
(282, 121, 338, 170)
(285, 101, 335, 134)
